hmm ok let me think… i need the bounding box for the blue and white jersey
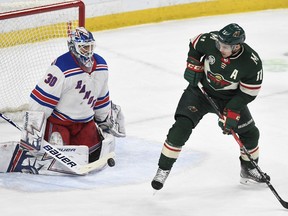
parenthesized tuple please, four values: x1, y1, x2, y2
(29, 52, 111, 123)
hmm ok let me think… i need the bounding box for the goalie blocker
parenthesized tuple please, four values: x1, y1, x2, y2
(0, 111, 117, 175)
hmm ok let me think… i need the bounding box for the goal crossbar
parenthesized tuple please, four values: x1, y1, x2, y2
(0, 0, 85, 27)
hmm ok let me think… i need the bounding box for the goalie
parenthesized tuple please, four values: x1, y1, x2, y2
(28, 27, 125, 164)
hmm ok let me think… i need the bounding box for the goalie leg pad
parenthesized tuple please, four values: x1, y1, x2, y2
(99, 132, 115, 159)
(21, 111, 47, 151)
(0, 141, 20, 172)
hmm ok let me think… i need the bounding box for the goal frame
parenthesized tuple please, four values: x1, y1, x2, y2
(0, 0, 85, 116)
(0, 0, 85, 26)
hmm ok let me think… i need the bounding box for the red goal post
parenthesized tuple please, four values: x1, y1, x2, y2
(0, 0, 85, 120)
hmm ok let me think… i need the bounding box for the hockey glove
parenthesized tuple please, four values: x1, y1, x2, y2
(184, 57, 204, 87)
(97, 102, 126, 138)
(218, 108, 240, 135)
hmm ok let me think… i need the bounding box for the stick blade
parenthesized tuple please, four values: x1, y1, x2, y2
(280, 200, 288, 209)
(77, 152, 116, 175)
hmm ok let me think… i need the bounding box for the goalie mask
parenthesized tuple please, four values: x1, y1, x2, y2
(68, 27, 95, 72)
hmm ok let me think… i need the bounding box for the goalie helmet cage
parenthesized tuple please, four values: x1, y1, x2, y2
(0, 0, 85, 121)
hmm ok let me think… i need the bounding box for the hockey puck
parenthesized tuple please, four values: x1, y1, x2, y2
(107, 158, 115, 167)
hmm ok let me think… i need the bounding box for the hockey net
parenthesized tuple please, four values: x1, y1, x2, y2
(0, 0, 85, 121)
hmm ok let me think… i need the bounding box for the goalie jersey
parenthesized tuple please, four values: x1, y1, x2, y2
(29, 52, 111, 123)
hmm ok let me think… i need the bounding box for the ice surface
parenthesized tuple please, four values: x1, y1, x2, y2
(0, 9, 288, 215)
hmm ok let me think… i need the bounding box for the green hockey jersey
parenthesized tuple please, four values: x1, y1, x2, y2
(188, 31, 263, 111)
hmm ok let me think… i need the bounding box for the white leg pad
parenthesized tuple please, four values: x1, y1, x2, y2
(21, 111, 46, 151)
(99, 132, 115, 159)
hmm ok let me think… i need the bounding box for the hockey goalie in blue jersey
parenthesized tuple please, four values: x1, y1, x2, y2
(28, 27, 125, 165)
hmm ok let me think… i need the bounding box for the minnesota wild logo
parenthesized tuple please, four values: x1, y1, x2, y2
(207, 71, 231, 89)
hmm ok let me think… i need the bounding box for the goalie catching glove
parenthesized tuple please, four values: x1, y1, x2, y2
(184, 57, 204, 86)
(97, 102, 126, 137)
(218, 108, 240, 135)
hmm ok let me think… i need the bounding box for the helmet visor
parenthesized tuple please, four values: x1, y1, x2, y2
(216, 40, 236, 52)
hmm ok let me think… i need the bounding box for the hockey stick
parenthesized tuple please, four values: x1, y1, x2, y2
(0, 113, 115, 175)
(197, 82, 288, 209)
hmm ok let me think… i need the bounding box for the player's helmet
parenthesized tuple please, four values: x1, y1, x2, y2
(218, 23, 245, 45)
(68, 27, 95, 69)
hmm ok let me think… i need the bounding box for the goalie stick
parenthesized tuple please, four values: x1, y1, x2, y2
(0, 113, 115, 175)
(197, 82, 288, 209)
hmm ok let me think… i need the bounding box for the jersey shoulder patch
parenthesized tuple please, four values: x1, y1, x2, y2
(93, 53, 108, 71)
(190, 31, 218, 49)
(53, 52, 79, 72)
(241, 44, 262, 67)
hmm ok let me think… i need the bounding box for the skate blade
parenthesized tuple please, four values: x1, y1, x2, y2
(153, 189, 158, 195)
(240, 177, 268, 188)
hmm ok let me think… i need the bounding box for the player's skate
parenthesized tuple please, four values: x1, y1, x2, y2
(240, 164, 270, 185)
(151, 168, 170, 190)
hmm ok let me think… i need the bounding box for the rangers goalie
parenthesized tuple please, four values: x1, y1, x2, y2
(0, 27, 125, 175)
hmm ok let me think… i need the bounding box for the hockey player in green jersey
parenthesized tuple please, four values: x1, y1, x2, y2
(151, 23, 270, 190)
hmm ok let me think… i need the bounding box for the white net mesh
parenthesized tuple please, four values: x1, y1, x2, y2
(0, 1, 82, 121)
